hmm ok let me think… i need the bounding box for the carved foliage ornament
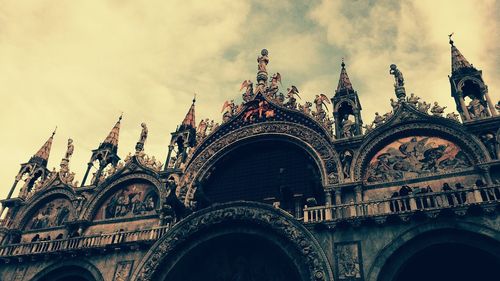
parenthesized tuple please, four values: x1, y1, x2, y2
(134, 203, 333, 281)
(178, 122, 341, 202)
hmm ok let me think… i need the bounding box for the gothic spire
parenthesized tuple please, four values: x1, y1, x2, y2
(336, 59, 354, 94)
(30, 128, 56, 166)
(180, 96, 196, 130)
(449, 33, 474, 74)
(102, 114, 122, 148)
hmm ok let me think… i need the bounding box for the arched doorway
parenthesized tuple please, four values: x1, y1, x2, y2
(134, 202, 334, 281)
(376, 228, 500, 281)
(394, 243, 500, 281)
(199, 139, 324, 217)
(165, 233, 301, 281)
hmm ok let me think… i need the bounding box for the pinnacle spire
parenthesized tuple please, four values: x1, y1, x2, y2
(103, 114, 122, 147)
(31, 127, 56, 166)
(449, 33, 473, 74)
(180, 96, 196, 130)
(336, 58, 354, 93)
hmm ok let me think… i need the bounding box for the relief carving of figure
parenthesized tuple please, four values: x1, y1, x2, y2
(365, 136, 471, 183)
(197, 118, 209, 139)
(389, 64, 404, 87)
(341, 150, 353, 179)
(430, 102, 446, 117)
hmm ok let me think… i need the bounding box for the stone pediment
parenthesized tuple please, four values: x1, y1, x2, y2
(192, 93, 333, 160)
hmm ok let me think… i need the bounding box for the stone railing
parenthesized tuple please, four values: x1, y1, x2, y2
(304, 185, 500, 223)
(0, 225, 171, 258)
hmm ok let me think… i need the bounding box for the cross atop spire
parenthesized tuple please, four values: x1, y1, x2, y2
(30, 127, 56, 166)
(449, 33, 474, 74)
(180, 96, 196, 130)
(336, 58, 354, 94)
(102, 114, 122, 148)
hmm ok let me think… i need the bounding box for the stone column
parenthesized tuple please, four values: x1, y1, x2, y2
(324, 189, 332, 220)
(483, 88, 497, 116)
(354, 185, 364, 216)
(457, 92, 471, 121)
(334, 112, 341, 139)
(334, 189, 342, 219)
(165, 144, 174, 170)
(478, 166, 493, 185)
(353, 109, 361, 135)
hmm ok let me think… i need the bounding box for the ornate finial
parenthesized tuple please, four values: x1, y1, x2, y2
(135, 122, 148, 153)
(256, 49, 270, 87)
(341, 57, 345, 68)
(193, 93, 196, 104)
(448, 32, 454, 46)
(261, 49, 268, 56)
(389, 64, 406, 99)
(118, 113, 123, 122)
(52, 126, 57, 137)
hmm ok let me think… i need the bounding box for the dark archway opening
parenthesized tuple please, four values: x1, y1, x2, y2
(200, 140, 324, 217)
(164, 233, 302, 281)
(394, 243, 500, 281)
(38, 265, 97, 281)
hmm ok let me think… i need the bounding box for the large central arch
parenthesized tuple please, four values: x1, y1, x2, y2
(131, 201, 334, 281)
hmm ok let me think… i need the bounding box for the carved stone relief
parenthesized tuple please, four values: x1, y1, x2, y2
(113, 260, 134, 281)
(334, 241, 364, 281)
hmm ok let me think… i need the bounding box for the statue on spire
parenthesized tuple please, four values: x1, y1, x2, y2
(257, 49, 269, 73)
(135, 123, 148, 153)
(390, 64, 406, 99)
(65, 138, 74, 159)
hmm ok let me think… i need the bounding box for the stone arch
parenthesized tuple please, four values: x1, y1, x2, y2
(30, 259, 104, 281)
(366, 221, 500, 281)
(456, 76, 486, 93)
(13, 187, 77, 230)
(131, 201, 334, 281)
(353, 120, 489, 182)
(81, 172, 165, 222)
(179, 121, 341, 204)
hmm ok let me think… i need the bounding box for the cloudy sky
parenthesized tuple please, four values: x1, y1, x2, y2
(0, 0, 498, 199)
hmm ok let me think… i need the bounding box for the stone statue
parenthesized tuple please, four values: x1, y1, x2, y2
(383, 111, 393, 122)
(285, 86, 301, 109)
(340, 150, 353, 179)
(468, 98, 487, 119)
(430, 102, 446, 117)
(373, 112, 384, 127)
(240, 80, 254, 103)
(446, 112, 460, 122)
(197, 119, 209, 139)
(390, 98, 400, 111)
(257, 49, 269, 73)
(417, 101, 431, 113)
(139, 123, 148, 144)
(65, 138, 74, 159)
(363, 123, 374, 133)
(341, 117, 354, 138)
(481, 133, 498, 158)
(407, 93, 420, 107)
(299, 102, 312, 115)
(313, 94, 330, 121)
(221, 100, 236, 123)
(389, 64, 404, 87)
(269, 73, 281, 90)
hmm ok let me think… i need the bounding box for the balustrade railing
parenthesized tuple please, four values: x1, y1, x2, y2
(0, 225, 171, 257)
(304, 185, 500, 223)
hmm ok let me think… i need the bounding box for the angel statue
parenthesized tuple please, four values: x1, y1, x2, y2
(285, 85, 301, 109)
(240, 80, 254, 103)
(446, 112, 460, 122)
(313, 94, 331, 121)
(417, 101, 431, 113)
(430, 102, 446, 117)
(221, 100, 236, 123)
(390, 98, 400, 111)
(373, 112, 384, 127)
(407, 93, 420, 107)
(269, 73, 282, 93)
(389, 64, 404, 87)
(65, 138, 74, 159)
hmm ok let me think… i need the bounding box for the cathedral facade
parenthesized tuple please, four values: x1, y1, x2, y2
(0, 38, 499, 281)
